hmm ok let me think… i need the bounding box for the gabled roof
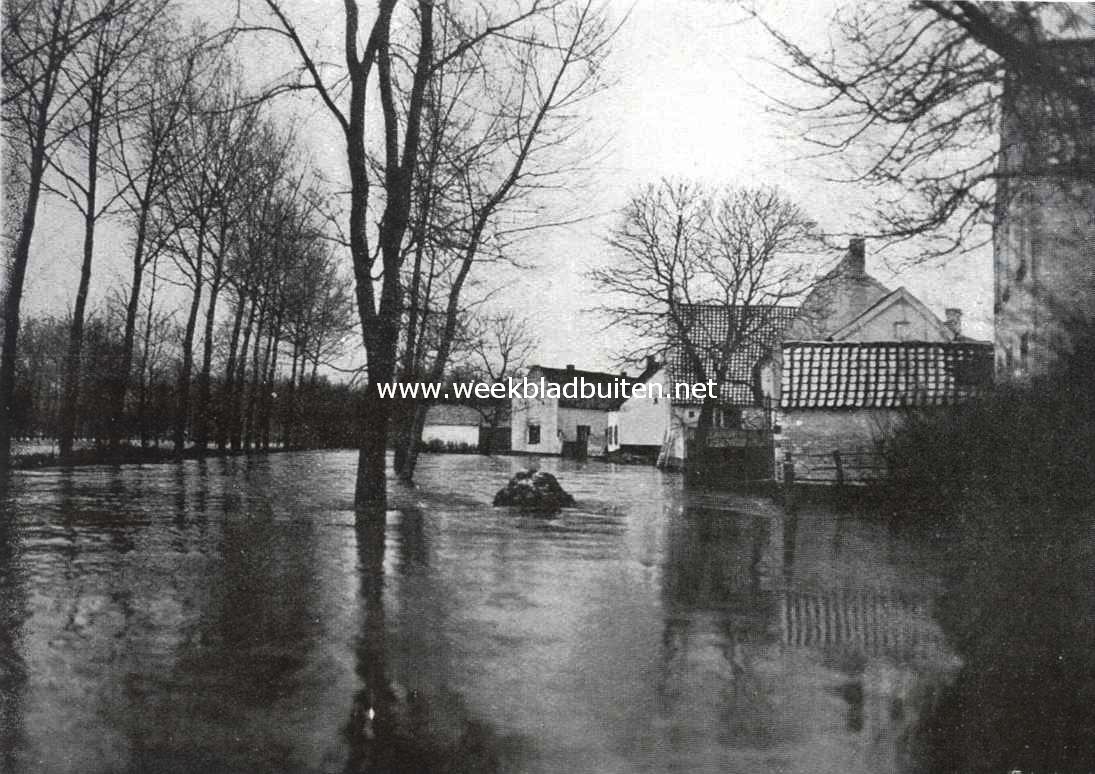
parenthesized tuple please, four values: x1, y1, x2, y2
(668, 304, 798, 406)
(529, 364, 632, 411)
(780, 341, 994, 410)
(829, 286, 954, 342)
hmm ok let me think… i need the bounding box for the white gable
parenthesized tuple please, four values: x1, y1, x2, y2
(830, 287, 955, 342)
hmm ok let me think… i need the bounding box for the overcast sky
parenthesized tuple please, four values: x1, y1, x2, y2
(20, 0, 993, 376)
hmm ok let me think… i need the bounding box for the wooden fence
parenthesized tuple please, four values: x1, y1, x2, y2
(788, 449, 891, 485)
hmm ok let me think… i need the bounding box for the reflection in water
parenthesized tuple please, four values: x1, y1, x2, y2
(0, 492, 28, 774)
(0, 452, 1062, 772)
(915, 524, 1095, 773)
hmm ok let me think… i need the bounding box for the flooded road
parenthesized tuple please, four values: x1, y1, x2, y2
(0, 452, 959, 773)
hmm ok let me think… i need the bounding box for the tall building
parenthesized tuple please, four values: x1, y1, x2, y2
(993, 39, 1095, 379)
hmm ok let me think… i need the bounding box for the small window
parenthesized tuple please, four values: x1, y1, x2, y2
(527, 424, 541, 445)
(893, 321, 909, 341)
(687, 410, 696, 419)
(1020, 333, 1030, 371)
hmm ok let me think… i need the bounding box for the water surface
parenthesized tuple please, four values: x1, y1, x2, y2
(0, 452, 959, 773)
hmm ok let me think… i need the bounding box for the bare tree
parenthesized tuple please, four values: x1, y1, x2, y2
(392, 0, 615, 483)
(1, 0, 129, 471)
(105, 23, 205, 446)
(239, 0, 608, 507)
(160, 70, 259, 456)
(751, 1, 1095, 256)
(589, 180, 818, 453)
(48, 0, 165, 457)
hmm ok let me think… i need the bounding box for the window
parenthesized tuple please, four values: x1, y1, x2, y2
(893, 321, 909, 341)
(527, 424, 541, 445)
(1020, 333, 1030, 372)
(714, 407, 742, 429)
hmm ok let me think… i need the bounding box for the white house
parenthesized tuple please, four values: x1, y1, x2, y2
(606, 359, 669, 461)
(510, 364, 630, 458)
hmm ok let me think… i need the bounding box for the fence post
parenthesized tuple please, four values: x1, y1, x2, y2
(832, 449, 845, 510)
(782, 451, 796, 511)
(832, 450, 844, 487)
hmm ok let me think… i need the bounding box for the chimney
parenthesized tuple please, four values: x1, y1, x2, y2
(945, 308, 963, 338)
(565, 364, 575, 371)
(846, 237, 866, 276)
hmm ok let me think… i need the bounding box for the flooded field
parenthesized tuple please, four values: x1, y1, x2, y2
(0, 452, 972, 772)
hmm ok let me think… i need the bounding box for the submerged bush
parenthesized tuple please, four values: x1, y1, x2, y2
(882, 350, 1095, 534)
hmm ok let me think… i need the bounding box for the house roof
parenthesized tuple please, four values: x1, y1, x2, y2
(529, 365, 633, 411)
(829, 286, 954, 342)
(780, 341, 994, 410)
(424, 404, 483, 426)
(668, 304, 798, 406)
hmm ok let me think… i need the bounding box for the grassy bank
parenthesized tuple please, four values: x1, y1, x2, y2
(8, 443, 346, 471)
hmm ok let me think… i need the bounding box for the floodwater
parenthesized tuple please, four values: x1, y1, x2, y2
(0, 452, 965, 772)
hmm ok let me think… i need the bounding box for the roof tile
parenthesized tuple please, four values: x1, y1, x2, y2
(780, 341, 994, 409)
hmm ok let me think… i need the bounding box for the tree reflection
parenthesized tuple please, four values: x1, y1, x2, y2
(0, 489, 27, 772)
(344, 503, 523, 773)
(658, 501, 785, 749)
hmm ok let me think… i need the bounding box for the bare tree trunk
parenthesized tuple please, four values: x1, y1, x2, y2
(284, 339, 299, 450)
(111, 187, 152, 447)
(218, 290, 247, 450)
(0, 118, 48, 473)
(243, 303, 266, 451)
(193, 222, 228, 451)
(58, 103, 103, 458)
(136, 255, 160, 448)
(259, 322, 278, 450)
(231, 295, 257, 451)
(174, 227, 206, 457)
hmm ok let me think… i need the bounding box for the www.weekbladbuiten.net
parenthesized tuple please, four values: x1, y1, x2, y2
(376, 376, 719, 402)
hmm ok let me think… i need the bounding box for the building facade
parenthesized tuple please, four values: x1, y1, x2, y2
(993, 39, 1095, 379)
(763, 341, 994, 482)
(606, 360, 669, 460)
(510, 364, 630, 458)
(659, 304, 798, 472)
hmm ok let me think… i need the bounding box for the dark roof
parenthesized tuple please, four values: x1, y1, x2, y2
(424, 404, 483, 426)
(424, 403, 510, 426)
(529, 365, 633, 411)
(668, 304, 798, 406)
(780, 341, 994, 410)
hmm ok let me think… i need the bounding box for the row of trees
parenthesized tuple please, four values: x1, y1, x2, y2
(2, 1, 358, 466)
(10, 309, 364, 452)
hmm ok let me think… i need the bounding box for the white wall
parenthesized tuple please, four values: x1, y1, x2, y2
(557, 406, 610, 456)
(422, 424, 479, 446)
(617, 368, 671, 447)
(510, 395, 561, 455)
